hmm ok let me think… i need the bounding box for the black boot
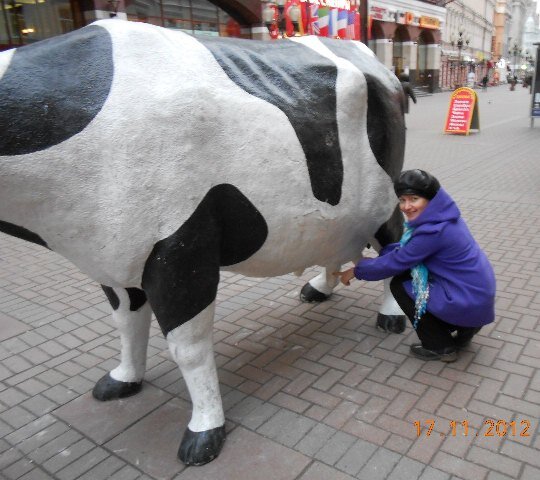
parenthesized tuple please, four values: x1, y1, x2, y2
(410, 344, 457, 362)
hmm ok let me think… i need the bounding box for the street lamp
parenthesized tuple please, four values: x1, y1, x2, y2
(107, 0, 120, 18)
(262, 0, 301, 39)
(451, 26, 470, 87)
(508, 42, 522, 78)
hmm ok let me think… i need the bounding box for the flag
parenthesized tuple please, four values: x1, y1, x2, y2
(309, 4, 319, 35)
(317, 7, 329, 37)
(347, 11, 356, 40)
(328, 8, 338, 38)
(337, 9, 348, 39)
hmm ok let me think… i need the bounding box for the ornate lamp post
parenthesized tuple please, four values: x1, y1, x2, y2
(262, 0, 301, 39)
(450, 26, 470, 87)
(508, 42, 522, 79)
(107, 0, 120, 18)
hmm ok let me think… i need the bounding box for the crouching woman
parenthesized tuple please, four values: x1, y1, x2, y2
(336, 169, 496, 362)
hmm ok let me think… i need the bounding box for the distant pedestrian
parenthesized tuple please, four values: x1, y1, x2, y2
(398, 73, 417, 127)
(481, 75, 488, 91)
(467, 71, 475, 88)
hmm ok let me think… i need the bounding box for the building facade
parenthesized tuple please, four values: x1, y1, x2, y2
(366, 0, 445, 92)
(0, 0, 259, 50)
(440, 1, 496, 89)
(1, 0, 536, 92)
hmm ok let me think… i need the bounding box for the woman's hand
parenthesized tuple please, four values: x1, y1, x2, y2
(333, 268, 355, 286)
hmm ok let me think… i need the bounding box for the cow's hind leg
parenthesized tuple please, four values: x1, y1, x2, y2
(142, 184, 267, 466)
(143, 247, 225, 466)
(372, 205, 406, 333)
(375, 277, 406, 333)
(93, 287, 152, 400)
(300, 265, 341, 302)
(168, 302, 225, 465)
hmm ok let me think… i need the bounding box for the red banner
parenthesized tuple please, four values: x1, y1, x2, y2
(444, 88, 479, 135)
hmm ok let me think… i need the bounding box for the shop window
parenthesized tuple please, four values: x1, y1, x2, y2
(125, 0, 162, 26)
(190, 0, 217, 36)
(162, 0, 191, 31)
(0, 0, 244, 50)
(126, 0, 242, 38)
(0, 6, 8, 46)
(1, 0, 75, 47)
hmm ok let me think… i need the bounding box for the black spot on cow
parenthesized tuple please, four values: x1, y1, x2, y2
(318, 38, 405, 182)
(374, 204, 403, 247)
(101, 286, 120, 311)
(197, 36, 342, 206)
(142, 184, 268, 336)
(0, 220, 48, 248)
(126, 288, 147, 311)
(101, 286, 147, 312)
(0, 25, 113, 156)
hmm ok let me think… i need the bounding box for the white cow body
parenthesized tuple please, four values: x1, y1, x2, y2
(0, 20, 406, 465)
(1, 22, 395, 286)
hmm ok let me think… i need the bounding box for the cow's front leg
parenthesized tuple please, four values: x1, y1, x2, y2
(93, 287, 152, 400)
(167, 301, 225, 466)
(300, 265, 341, 302)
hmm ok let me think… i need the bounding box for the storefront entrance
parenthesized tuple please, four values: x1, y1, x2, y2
(392, 25, 409, 78)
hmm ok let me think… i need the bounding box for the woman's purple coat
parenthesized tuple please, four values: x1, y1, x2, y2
(354, 188, 496, 327)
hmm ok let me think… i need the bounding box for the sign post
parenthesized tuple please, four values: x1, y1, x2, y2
(444, 87, 480, 135)
(530, 43, 540, 128)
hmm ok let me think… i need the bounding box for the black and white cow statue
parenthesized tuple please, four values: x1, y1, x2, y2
(0, 20, 406, 465)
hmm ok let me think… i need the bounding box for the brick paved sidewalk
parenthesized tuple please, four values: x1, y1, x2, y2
(1, 84, 540, 480)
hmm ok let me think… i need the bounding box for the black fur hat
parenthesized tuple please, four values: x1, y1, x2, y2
(394, 169, 440, 200)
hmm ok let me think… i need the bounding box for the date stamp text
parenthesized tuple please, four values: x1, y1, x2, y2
(414, 419, 532, 437)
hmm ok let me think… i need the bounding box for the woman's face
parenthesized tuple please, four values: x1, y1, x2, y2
(399, 194, 429, 222)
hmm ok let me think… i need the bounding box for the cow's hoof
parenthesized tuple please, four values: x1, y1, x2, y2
(300, 283, 330, 303)
(92, 373, 143, 401)
(178, 425, 226, 466)
(376, 314, 406, 334)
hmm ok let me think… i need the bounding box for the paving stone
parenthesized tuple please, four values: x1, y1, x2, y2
(466, 446, 521, 478)
(15, 420, 70, 457)
(0, 406, 36, 430)
(0, 447, 23, 471)
(387, 456, 425, 480)
(357, 447, 401, 480)
(54, 385, 171, 445)
(296, 461, 355, 480)
(334, 438, 378, 476)
(103, 398, 190, 478)
(175, 427, 310, 480)
(431, 451, 489, 480)
(76, 455, 127, 480)
(418, 467, 451, 480)
(39, 438, 91, 473)
(54, 446, 110, 480)
(26, 429, 82, 464)
(294, 422, 336, 456)
(107, 465, 142, 480)
(0, 313, 29, 342)
(257, 409, 316, 448)
(2, 457, 35, 480)
(313, 430, 357, 465)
